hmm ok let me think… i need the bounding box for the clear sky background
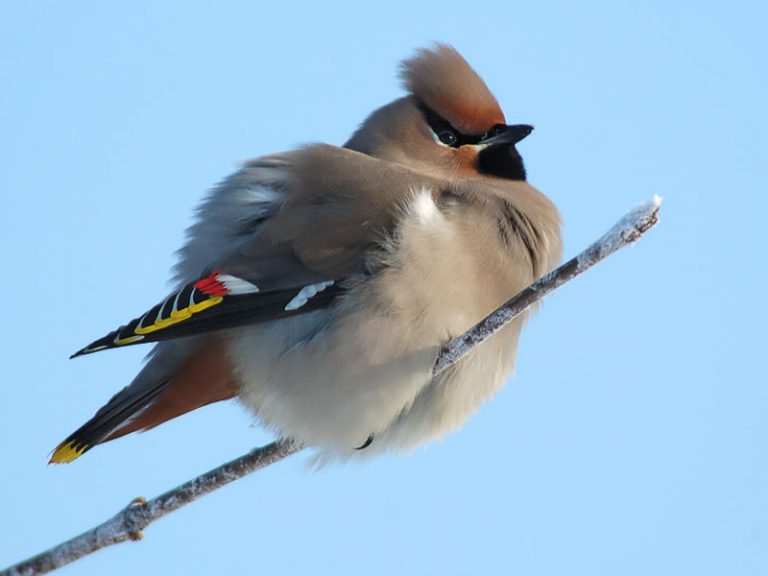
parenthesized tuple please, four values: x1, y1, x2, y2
(1, 2, 766, 575)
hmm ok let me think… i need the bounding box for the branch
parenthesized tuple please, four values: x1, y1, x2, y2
(1, 196, 662, 576)
(434, 195, 662, 373)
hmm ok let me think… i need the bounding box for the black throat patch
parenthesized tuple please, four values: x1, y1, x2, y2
(477, 144, 527, 181)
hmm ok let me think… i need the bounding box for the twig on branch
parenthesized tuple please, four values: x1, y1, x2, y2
(2, 440, 302, 576)
(1, 196, 662, 576)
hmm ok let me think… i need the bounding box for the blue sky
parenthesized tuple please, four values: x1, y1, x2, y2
(1, 2, 766, 575)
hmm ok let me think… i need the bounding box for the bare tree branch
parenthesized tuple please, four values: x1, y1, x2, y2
(2, 440, 300, 576)
(434, 195, 662, 373)
(1, 197, 661, 576)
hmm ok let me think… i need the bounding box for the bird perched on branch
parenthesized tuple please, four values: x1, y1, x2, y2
(52, 44, 562, 464)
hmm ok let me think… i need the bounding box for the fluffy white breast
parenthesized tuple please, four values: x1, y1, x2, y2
(231, 188, 537, 461)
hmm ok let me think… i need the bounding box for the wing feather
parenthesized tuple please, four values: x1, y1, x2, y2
(71, 272, 343, 357)
(73, 145, 435, 358)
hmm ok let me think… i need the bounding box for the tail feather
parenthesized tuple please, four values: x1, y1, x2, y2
(50, 380, 168, 463)
(50, 337, 238, 464)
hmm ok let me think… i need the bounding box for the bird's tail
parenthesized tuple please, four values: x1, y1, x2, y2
(50, 337, 238, 463)
(50, 379, 168, 463)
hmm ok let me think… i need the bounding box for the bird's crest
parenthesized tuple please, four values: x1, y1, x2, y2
(400, 43, 505, 135)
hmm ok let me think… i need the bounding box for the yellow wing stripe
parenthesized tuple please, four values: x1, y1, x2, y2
(134, 296, 223, 335)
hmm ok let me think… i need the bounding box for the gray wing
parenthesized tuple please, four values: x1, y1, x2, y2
(72, 145, 432, 356)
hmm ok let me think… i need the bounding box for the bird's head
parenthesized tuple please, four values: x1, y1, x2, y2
(345, 44, 532, 181)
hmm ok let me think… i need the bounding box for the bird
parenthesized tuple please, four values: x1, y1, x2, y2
(51, 43, 562, 465)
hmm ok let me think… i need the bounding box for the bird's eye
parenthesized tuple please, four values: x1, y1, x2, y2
(438, 130, 459, 147)
(419, 104, 462, 147)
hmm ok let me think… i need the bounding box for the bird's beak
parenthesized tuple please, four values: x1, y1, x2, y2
(480, 124, 534, 147)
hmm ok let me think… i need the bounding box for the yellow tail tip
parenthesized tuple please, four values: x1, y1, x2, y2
(49, 441, 88, 464)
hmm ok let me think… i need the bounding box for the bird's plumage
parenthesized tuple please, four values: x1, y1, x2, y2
(51, 43, 562, 464)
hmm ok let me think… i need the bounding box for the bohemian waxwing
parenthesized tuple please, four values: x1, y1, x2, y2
(52, 44, 562, 464)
